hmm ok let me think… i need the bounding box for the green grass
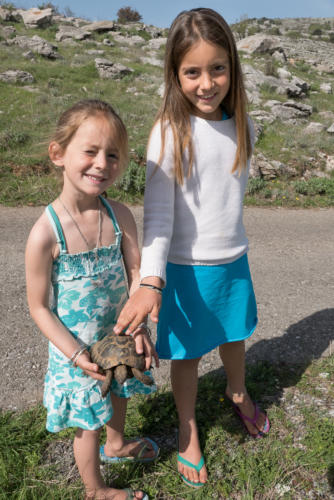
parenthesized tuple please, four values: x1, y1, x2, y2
(1, 356, 333, 499)
(1, 17, 334, 207)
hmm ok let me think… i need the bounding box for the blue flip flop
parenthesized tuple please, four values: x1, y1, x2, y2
(100, 437, 159, 464)
(177, 453, 206, 488)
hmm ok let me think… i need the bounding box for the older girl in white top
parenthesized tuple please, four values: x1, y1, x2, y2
(114, 8, 270, 489)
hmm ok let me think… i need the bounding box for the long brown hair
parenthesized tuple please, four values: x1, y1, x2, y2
(155, 8, 251, 184)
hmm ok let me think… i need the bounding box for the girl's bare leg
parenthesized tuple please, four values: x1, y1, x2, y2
(219, 340, 267, 434)
(103, 394, 155, 459)
(171, 358, 208, 485)
(73, 428, 146, 499)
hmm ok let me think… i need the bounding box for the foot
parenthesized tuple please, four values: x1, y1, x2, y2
(177, 427, 207, 486)
(102, 437, 156, 461)
(85, 486, 146, 499)
(225, 387, 269, 437)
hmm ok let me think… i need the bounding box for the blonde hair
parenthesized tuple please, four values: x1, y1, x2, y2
(51, 99, 128, 171)
(156, 8, 251, 184)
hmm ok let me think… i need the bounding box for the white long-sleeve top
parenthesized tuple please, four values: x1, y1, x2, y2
(140, 114, 254, 283)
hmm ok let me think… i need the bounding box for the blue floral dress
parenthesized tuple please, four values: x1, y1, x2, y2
(43, 196, 156, 433)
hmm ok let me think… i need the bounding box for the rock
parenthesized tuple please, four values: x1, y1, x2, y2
(304, 122, 326, 134)
(55, 26, 91, 42)
(112, 34, 144, 45)
(13, 35, 58, 59)
(326, 156, 334, 172)
(272, 50, 287, 63)
(249, 110, 276, 124)
(277, 67, 291, 80)
(327, 123, 334, 134)
(84, 21, 116, 33)
(320, 83, 332, 94)
(22, 50, 35, 60)
(0, 7, 20, 22)
(0, 70, 34, 84)
(1, 25, 16, 38)
(286, 76, 310, 98)
(17, 8, 53, 28)
(266, 100, 312, 120)
(237, 34, 282, 55)
(94, 58, 134, 79)
(148, 38, 167, 50)
(103, 38, 114, 46)
(250, 153, 297, 179)
(140, 56, 163, 68)
(86, 49, 104, 55)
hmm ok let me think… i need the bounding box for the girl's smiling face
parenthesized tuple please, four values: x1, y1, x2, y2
(178, 39, 230, 121)
(51, 115, 121, 196)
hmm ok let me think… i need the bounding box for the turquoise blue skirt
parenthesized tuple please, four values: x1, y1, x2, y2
(156, 254, 257, 360)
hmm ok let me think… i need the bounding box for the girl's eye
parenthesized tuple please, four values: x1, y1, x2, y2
(108, 152, 119, 159)
(214, 65, 226, 72)
(85, 150, 96, 155)
(185, 69, 198, 77)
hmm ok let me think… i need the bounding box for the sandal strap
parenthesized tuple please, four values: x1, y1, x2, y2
(177, 453, 205, 472)
(235, 401, 259, 426)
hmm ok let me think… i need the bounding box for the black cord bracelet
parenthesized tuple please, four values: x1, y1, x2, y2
(139, 283, 163, 294)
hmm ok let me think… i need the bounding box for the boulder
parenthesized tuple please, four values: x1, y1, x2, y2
(237, 34, 282, 55)
(0, 7, 20, 22)
(320, 83, 332, 94)
(140, 56, 163, 68)
(265, 100, 312, 120)
(148, 38, 167, 50)
(17, 8, 53, 28)
(55, 26, 91, 42)
(0, 70, 34, 83)
(12, 35, 58, 59)
(327, 123, 334, 134)
(286, 77, 310, 98)
(94, 58, 134, 79)
(84, 21, 116, 33)
(304, 122, 326, 134)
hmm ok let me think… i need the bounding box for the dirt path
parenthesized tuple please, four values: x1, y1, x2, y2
(1, 205, 333, 411)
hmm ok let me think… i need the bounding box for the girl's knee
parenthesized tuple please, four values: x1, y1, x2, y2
(75, 427, 102, 439)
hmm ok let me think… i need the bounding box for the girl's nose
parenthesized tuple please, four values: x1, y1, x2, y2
(95, 151, 108, 169)
(200, 72, 213, 90)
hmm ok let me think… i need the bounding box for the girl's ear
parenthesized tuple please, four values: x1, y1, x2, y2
(49, 141, 64, 166)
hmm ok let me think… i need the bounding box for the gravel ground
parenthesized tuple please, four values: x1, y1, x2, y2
(1, 205, 333, 412)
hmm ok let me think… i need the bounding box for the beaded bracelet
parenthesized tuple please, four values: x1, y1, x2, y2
(139, 283, 163, 294)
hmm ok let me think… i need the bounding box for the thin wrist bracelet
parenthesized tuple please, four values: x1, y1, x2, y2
(138, 322, 152, 336)
(70, 346, 87, 367)
(139, 283, 163, 294)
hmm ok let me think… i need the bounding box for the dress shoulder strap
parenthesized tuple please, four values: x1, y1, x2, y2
(99, 196, 122, 234)
(45, 204, 67, 254)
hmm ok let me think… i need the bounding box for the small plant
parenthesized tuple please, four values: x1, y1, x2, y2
(293, 178, 334, 196)
(309, 24, 323, 36)
(117, 6, 142, 24)
(246, 178, 266, 195)
(287, 30, 301, 39)
(117, 160, 146, 194)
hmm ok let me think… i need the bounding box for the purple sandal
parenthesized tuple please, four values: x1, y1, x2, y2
(227, 397, 270, 439)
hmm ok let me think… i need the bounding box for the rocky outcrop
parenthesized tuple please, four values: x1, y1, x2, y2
(0, 70, 34, 83)
(55, 26, 91, 42)
(94, 58, 134, 79)
(17, 8, 53, 28)
(11, 35, 58, 58)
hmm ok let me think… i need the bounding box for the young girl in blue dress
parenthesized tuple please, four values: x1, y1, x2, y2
(25, 100, 159, 500)
(114, 8, 270, 489)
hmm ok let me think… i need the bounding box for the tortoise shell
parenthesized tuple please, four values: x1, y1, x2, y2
(90, 332, 145, 371)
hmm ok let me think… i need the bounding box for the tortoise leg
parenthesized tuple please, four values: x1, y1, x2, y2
(114, 365, 128, 384)
(101, 369, 113, 398)
(132, 368, 153, 386)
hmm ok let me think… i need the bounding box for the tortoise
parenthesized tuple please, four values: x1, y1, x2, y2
(90, 332, 153, 397)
